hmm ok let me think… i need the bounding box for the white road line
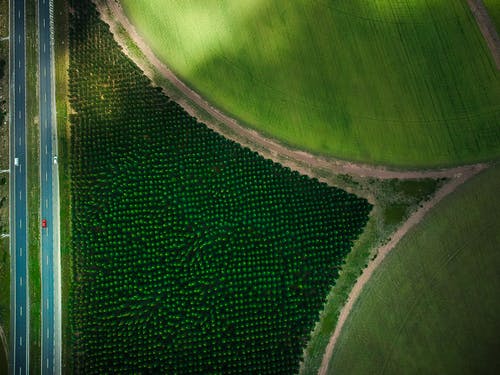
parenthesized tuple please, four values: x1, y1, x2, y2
(19, 277, 22, 286)
(18, 84, 21, 93)
(43, 18, 46, 28)
(19, 367, 21, 375)
(20, 305, 23, 317)
(46, 299, 49, 310)
(47, 327, 49, 338)
(47, 358, 49, 369)
(45, 199, 48, 208)
(18, 10, 20, 19)
(45, 171, 48, 181)
(45, 144, 48, 154)
(18, 111, 21, 119)
(19, 219, 22, 229)
(18, 136, 21, 145)
(19, 336, 22, 347)
(19, 247, 22, 257)
(43, 43, 46, 53)
(46, 255, 49, 265)
(18, 59, 21, 68)
(44, 67, 46, 77)
(19, 190, 21, 200)
(44, 92, 47, 102)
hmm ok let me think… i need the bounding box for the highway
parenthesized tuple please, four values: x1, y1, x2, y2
(38, 0, 61, 374)
(9, 0, 30, 374)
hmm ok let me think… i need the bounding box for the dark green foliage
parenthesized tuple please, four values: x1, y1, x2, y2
(69, 2, 371, 374)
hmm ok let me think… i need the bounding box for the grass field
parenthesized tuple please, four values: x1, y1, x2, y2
(484, 0, 500, 30)
(68, 2, 371, 373)
(328, 164, 500, 374)
(120, 0, 500, 167)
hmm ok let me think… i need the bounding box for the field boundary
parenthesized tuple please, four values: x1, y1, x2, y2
(317, 163, 487, 375)
(467, 0, 500, 69)
(96, 0, 485, 181)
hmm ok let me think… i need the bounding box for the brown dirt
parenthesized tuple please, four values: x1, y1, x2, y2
(94, 0, 485, 182)
(467, 0, 500, 70)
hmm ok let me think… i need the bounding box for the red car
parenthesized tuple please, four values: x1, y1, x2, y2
(42, 219, 47, 228)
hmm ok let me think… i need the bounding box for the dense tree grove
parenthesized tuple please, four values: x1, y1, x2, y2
(69, 1, 371, 373)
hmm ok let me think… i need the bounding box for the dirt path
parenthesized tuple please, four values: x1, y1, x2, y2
(317, 163, 487, 375)
(95, 0, 483, 182)
(467, 0, 500, 70)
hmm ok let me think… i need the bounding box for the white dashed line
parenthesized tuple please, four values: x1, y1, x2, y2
(20, 305, 23, 317)
(19, 277, 22, 286)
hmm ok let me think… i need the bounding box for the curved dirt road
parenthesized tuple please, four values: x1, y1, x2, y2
(317, 163, 486, 375)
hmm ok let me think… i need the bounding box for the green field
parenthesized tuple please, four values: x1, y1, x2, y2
(120, 0, 500, 167)
(328, 164, 500, 374)
(484, 0, 500, 30)
(68, 2, 371, 373)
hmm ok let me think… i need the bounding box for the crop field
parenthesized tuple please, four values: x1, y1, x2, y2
(120, 0, 500, 167)
(68, 1, 371, 373)
(328, 164, 500, 374)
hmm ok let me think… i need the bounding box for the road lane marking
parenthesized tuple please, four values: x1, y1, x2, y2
(45, 144, 48, 154)
(46, 255, 49, 265)
(47, 358, 49, 369)
(19, 247, 22, 257)
(18, 59, 21, 69)
(18, 111, 21, 119)
(19, 276, 22, 286)
(19, 219, 22, 229)
(18, 10, 20, 19)
(44, 43, 46, 53)
(19, 367, 21, 375)
(45, 171, 48, 181)
(45, 199, 48, 208)
(18, 84, 21, 93)
(18, 136, 21, 146)
(20, 305, 23, 317)
(19, 190, 21, 200)
(43, 18, 46, 28)
(44, 92, 47, 102)
(47, 327, 50, 338)
(46, 299, 49, 310)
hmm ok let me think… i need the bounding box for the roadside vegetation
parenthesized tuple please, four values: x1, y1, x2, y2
(120, 0, 500, 167)
(68, 2, 373, 373)
(0, 0, 9, 372)
(53, 0, 72, 372)
(25, 1, 41, 372)
(328, 163, 500, 374)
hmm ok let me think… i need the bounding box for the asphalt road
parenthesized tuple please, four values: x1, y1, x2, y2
(9, 0, 30, 374)
(39, 0, 60, 374)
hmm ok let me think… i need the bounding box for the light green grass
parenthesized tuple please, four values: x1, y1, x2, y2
(121, 0, 500, 167)
(328, 164, 500, 374)
(53, 0, 72, 372)
(483, 0, 500, 31)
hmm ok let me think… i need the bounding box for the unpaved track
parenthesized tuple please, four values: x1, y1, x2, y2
(467, 0, 500, 70)
(95, 0, 483, 182)
(317, 163, 487, 375)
